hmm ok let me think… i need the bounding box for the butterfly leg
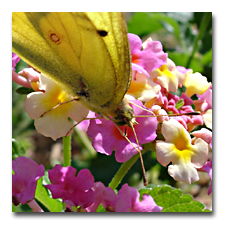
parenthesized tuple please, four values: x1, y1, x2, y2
(40, 98, 80, 117)
(65, 115, 103, 137)
(103, 114, 148, 186)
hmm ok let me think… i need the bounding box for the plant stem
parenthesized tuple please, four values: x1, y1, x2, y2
(186, 12, 211, 68)
(74, 126, 97, 159)
(28, 199, 44, 212)
(108, 148, 149, 190)
(63, 136, 71, 167)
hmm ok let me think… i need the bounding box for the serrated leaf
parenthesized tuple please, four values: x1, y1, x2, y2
(139, 184, 211, 212)
(35, 178, 63, 212)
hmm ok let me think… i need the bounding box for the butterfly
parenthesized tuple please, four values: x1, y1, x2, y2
(12, 12, 135, 126)
(12, 12, 152, 183)
(13, 13, 202, 187)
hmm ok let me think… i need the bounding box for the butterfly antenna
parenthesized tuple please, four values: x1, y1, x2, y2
(65, 115, 103, 137)
(128, 100, 201, 118)
(135, 111, 201, 118)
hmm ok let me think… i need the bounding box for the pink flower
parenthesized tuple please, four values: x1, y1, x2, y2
(87, 100, 157, 162)
(161, 92, 203, 130)
(12, 52, 20, 71)
(176, 66, 192, 75)
(12, 53, 40, 90)
(144, 88, 165, 109)
(88, 183, 163, 212)
(76, 110, 96, 132)
(149, 58, 185, 92)
(201, 157, 212, 195)
(114, 184, 162, 212)
(192, 128, 212, 145)
(12, 156, 45, 205)
(18, 68, 40, 90)
(12, 65, 41, 90)
(194, 84, 212, 112)
(127, 71, 161, 102)
(128, 33, 167, 76)
(151, 105, 169, 123)
(45, 165, 95, 208)
(87, 182, 117, 212)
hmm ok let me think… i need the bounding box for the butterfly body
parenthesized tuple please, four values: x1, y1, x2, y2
(12, 12, 133, 125)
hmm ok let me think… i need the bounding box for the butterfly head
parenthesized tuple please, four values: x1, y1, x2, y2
(113, 98, 137, 127)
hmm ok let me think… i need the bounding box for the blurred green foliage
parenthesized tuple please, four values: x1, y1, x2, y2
(12, 12, 212, 211)
(127, 12, 212, 81)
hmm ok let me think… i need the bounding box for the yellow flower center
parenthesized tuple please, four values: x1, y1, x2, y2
(172, 128, 194, 163)
(158, 65, 174, 78)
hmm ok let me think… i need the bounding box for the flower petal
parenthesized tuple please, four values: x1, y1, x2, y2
(12, 157, 45, 205)
(168, 162, 199, 184)
(191, 138, 208, 168)
(183, 72, 211, 97)
(161, 119, 191, 144)
(203, 109, 212, 129)
(156, 141, 177, 166)
(127, 72, 161, 102)
(34, 111, 74, 141)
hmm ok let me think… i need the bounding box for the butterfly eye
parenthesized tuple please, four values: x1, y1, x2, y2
(97, 30, 108, 37)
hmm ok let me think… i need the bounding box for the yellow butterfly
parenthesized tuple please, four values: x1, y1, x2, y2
(12, 12, 150, 185)
(12, 12, 135, 126)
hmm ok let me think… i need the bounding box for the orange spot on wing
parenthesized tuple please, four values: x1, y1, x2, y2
(49, 31, 61, 45)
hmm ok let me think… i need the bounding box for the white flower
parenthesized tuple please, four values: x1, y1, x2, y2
(26, 74, 89, 140)
(156, 119, 208, 183)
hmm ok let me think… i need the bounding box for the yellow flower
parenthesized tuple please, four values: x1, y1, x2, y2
(26, 74, 89, 140)
(149, 59, 184, 92)
(183, 71, 211, 97)
(156, 119, 208, 183)
(203, 109, 212, 130)
(127, 71, 161, 102)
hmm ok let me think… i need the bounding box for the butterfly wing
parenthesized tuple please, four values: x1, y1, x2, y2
(12, 12, 131, 115)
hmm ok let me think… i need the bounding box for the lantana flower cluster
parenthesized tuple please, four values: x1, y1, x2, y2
(12, 32, 212, 212)
(12, 158, 162, 212)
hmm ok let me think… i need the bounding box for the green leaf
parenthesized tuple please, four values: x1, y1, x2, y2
(168, 51, 203, 72)
(15, 87, 35, 95)
(175, 99, 184, 110)
(96, 204, 107, 212)
(202, 48, 212, 66)
(35, 178, 63, 212)
(127, 12, 181, 42)
(139, 184, 211, 212)
(12, 138, 26, 159)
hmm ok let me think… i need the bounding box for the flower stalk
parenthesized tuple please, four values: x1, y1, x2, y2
(108, 145, 154, 190)
(186, 12, 211, 68)
(63, 136, 71, 167)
